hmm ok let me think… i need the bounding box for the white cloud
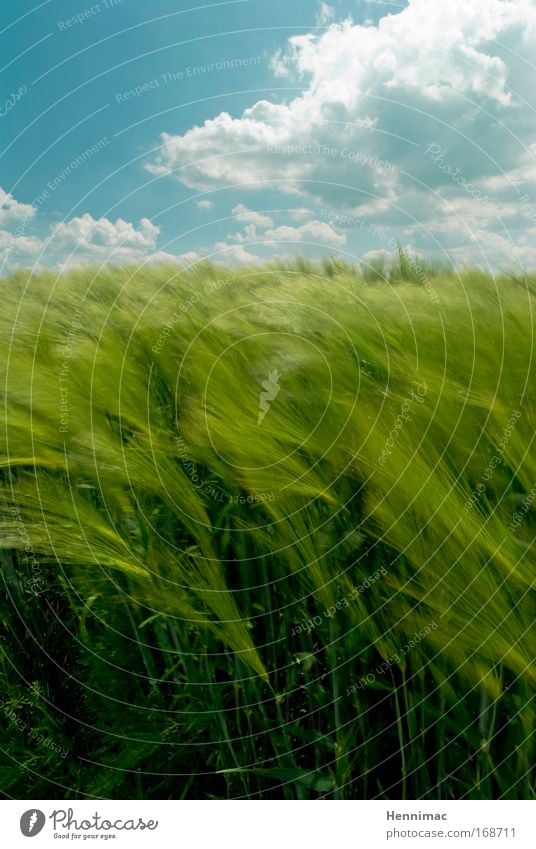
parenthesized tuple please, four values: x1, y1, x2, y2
(196, 199, 214, 209)
(0, 186, 44, 269)
(0, 187, 179, 272)
(432, 226, 536, 270)
(228, 223, 259, 244)
(316, 3, 335, 26)
(213, 241, 262, 265)
(208, 215, 346, 267)
(149, 0, 536, 196)
(221, 215, 346, 256)
(47, 212, 171, 268)
(147, 0, 536, 266)
(176, 250, 204, 265)
(263, 219, 346, 247)
(362, 248, 392, 264)
(232, 203, 274, 229)
(46, 214, 175, 270)
(0, 230, 44, 269)
(0, 187, 36, 227)
(51, 214, 160, 250)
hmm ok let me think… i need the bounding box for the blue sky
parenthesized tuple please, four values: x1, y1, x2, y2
(1, 0, 535, 272)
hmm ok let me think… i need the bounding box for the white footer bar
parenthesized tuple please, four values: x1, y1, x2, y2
(1, 800, 533, 848)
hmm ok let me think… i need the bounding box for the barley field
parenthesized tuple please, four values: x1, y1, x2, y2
(0, 256, 534, 799)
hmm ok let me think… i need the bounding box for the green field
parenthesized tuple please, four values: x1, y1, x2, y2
(0, 256, 534, 799)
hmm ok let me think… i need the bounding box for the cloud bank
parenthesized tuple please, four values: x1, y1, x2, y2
(147, 0, 536, 267)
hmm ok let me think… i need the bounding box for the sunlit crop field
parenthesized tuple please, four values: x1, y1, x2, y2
(0, 257, 534, 799)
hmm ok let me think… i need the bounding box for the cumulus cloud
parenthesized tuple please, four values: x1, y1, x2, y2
(147, 0, 536, 266)
(46, 214, 176, 269)
(362, 248, 393, 265)
(196, 200, 214, 209)
(175, 250, 205, 266)
(213, 241, 262, 265)
(0, 185, 180, 271)
(210, 215, 346, 267)
(232, 203, 274, 229)
(0, 184, 179, 271)
(262, 219, 346, 247)
(0, 187, 37, 227)
(0, 188, 44, 269)
(0, 230, 44, 268)
(51, 214, 160, 250)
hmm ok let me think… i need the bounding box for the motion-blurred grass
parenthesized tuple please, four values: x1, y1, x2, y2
(0, 255, 534, 799)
